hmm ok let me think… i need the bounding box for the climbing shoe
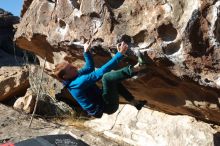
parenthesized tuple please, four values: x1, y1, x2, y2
(135, 50, 148, 65)
(131, 99, 147, 110)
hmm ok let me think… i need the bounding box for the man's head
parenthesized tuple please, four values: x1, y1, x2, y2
(54, 62, 78, 81)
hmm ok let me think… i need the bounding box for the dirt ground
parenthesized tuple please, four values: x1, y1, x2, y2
(0, 103, 120, 146)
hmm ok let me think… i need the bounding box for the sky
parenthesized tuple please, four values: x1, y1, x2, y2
(0, 0, 23, 16)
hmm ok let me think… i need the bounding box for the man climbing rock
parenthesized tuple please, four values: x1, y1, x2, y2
(54, 41, 147, 118)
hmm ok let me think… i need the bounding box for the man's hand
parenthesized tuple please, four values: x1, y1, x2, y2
(117, 41, 128, 55)
(84, 40, 92, 52)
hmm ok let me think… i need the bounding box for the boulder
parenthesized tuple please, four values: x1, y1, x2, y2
(0, 66, 29, 101)
(0, 8, 36, 102)
(85, 104, 219, 146)
(13, 88, 36, 113)
(15, 0, 220, 123)
(0, 50, 29, 101)
(13, 86, 76, 116)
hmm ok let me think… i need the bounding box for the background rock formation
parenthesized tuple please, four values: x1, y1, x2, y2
(15, 0, 220, 123)
(0, 9, 29, 101)
(0, 62, 29, 102)
(13, 86, 76, 116)
(0, 8, 23, 56)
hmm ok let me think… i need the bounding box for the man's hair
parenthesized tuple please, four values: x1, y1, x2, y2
(53, 62, 68, 81)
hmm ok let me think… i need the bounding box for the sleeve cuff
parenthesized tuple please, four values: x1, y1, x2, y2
(115, 52, 124, 58)
(83, 51, 91, 56)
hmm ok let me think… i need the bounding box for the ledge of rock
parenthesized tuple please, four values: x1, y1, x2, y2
(15, 0, 220, 123)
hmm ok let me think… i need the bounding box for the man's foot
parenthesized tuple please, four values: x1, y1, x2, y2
(133, 62, 147, 72)
(130, 99, 147, 110)
(132, 50, 149, 72)
(135, 50, 148, 65)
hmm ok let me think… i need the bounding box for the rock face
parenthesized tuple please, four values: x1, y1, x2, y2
(0, 9, 30, 101)
(13, 91, 76, 117)
(0, 49, 29, 101)
(13, 64, 79, 117)
(13, 88, 36, 113)
(21, 0, 34, 17)
(15, 0, 220, 123)
(0, 66, 29, 102)
(13, 86, 76, 116)
(85, 104, 220, 146)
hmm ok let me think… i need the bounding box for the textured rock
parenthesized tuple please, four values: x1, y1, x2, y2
(0, 66, 29, 102)
(28, 64, 78, 105)
(21, 0, 34, 17)
(15, 0, 220, 123)
(13, 86, 76, 116)
(14, 64, 82, 117)
(13, 88, 36, 113)
(0, 9, 36, 102)
(0, 9, 29, 102)
(28, 64, 64, 98)
(0, 49, 29, 102)
(85, 104, 220, 146)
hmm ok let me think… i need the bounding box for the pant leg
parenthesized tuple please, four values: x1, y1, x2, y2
(102, 80, 119, 114)
(102, 65, 135, 114)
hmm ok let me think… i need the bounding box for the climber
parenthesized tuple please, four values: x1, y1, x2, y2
(54, 41, 147, 118)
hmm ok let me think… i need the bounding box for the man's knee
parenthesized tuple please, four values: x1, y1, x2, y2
(102, 72, 111, 82)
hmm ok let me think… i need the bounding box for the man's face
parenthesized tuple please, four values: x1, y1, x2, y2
(63, 63, 78, 80)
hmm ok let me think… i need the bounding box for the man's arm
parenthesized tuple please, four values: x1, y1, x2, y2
(78, 52, 95, 75)
(69, 42, 128, 88)
(69, 52, 124, 88)
(77, 41, 95, 75)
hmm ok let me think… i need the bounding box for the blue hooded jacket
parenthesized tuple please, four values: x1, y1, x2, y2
(64, 51, 124, 117)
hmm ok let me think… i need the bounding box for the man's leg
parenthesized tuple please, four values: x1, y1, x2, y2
(102, 66, 134, 114)
(102, 66, 146, 114)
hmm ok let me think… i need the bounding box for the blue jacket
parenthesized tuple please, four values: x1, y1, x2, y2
(64, 52, 124, 117)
